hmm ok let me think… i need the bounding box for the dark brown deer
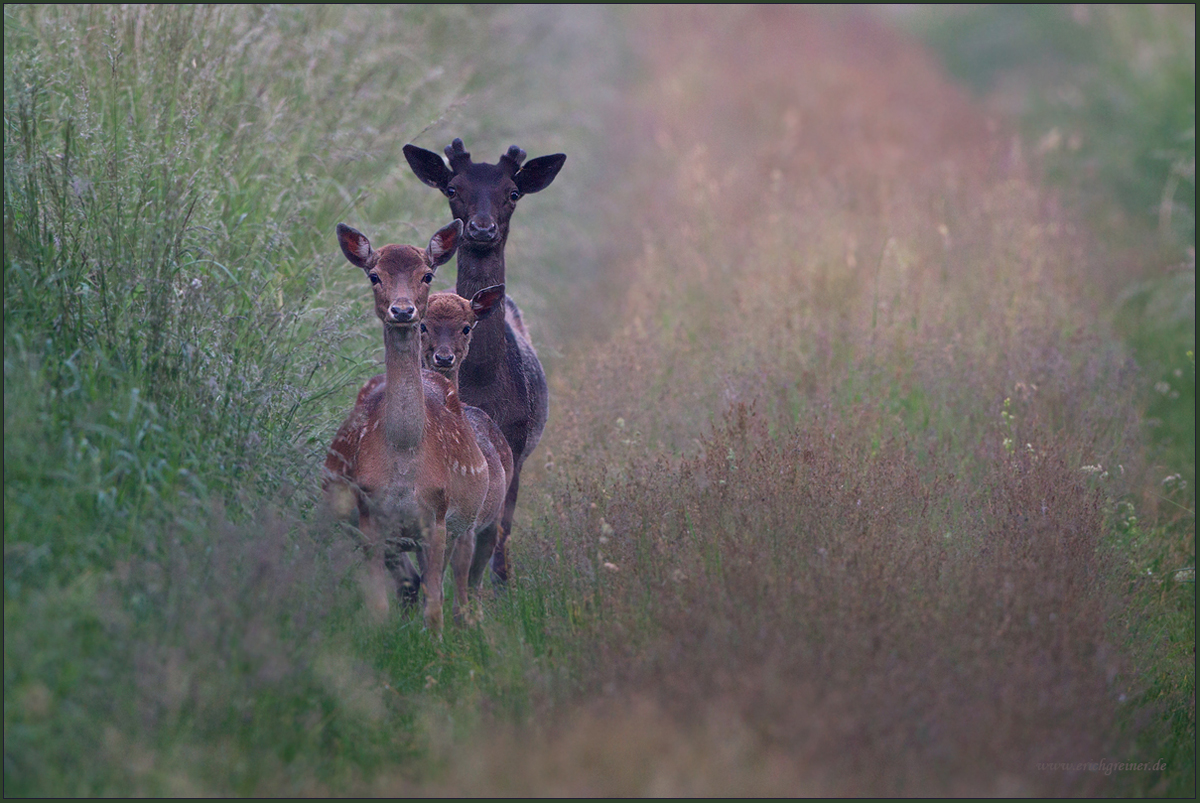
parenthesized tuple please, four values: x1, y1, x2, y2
(403, 138, 565, 584)
(323, 219, 489, 636)
(421, 286, 514, 593)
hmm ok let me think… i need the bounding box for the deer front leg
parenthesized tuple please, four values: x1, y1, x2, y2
(493, 466, 522, 585)
(357, 508, 394, 622)
(468, 521, 501, 591)
(447, 516, 478, 626)
(421, 515, 447, 638)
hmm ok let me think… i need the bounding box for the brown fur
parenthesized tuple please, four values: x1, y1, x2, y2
(323, 220, 489, 635)
(421, 289, 515, 589)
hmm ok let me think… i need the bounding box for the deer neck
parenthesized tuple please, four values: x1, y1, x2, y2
(434, 365, 460, 395)
(456, 247, 508, 379)
(382, 324, 425, 453)
(455, 242, 506, 299)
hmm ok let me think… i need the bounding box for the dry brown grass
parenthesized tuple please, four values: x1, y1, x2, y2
(483, 7, 1141, 795)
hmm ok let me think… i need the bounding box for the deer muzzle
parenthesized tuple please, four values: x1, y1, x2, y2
(387, 303, 417, 324)
(466, 216, 498, 242)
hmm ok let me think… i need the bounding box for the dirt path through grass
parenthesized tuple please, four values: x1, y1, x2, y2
(401, 8, 1152, 796)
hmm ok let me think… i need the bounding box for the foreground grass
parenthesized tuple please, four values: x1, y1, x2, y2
(4, 4, 1193, 796)
(4, 4, 630, 795)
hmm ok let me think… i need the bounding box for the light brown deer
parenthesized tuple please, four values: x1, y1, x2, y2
(421, 286, 514, 593)
(323, 219, 489, 636)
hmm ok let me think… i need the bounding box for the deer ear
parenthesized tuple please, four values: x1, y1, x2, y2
(404, 144, 454, 190)
(336, 223, 377, 270)
(470, 284, 506, 320)
(427, 219, 463, 268)
(514, 154, 566, 194)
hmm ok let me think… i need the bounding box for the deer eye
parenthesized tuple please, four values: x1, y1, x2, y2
(369, 273, 381, 285)
(462, 325, 471, 335)
(420, 323, 427, 333)
(422, 272, 434, 284)
(509, 189, 521, 202)
(445, 186, 457, 198)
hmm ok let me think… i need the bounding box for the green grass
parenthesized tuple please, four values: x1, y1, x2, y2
(3, 5, 623, 794)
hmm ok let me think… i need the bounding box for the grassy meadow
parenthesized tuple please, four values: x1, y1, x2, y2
(4, 5, 1193, 796)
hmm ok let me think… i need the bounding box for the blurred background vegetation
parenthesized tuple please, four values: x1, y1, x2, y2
(911, 3, 1195, 474)
(914, 5, 1194, 245)
(4, 4, 1193, 796)
(911, 10, 1194, 791)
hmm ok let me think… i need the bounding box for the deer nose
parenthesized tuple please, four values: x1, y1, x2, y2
(433, 350, 455, 368)
(389, 303, 416, 322)
(466, 216, 497, 241)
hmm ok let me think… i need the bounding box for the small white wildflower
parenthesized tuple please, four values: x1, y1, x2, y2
(1154, 381, 1171, 395)
(1037, 127, 1062, 154)
(1081, 464, 1104, 474)
(602, 562, 619, 572)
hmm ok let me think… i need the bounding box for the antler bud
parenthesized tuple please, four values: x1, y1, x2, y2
(499, 145, 527, 176)
(444, 138, 472, 171)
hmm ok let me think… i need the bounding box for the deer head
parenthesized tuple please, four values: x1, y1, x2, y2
(403, 139, 566, 249)
(336, 220, 463, 327)
(421, 285, 506, 376)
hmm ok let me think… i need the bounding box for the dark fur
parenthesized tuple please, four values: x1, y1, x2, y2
(404, 139, 565, 582)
